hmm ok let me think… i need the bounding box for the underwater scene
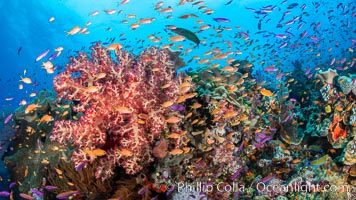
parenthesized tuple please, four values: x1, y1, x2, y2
(0, 0, 356, 199)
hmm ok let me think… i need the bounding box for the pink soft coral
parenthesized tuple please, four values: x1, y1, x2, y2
(51, 43, 190, 179)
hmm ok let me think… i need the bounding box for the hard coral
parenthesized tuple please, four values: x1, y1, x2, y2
(338, 75, 356, 95)
(315, 68, 338, 84)
(51, 43, 189, 179)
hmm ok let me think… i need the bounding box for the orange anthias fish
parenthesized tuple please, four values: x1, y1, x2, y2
(165, 116, 181, 123)
(84, 148, 106, 157)
(20, 77, 32, 84)
(161, 100, 174, 108)
(160, 7, 173, 13)
(260, 88, 273, 97)
(25, 104, 41, 114)
(107, 43, 123, 53)
(190, 102, 202, 109)
(169, 148, 183, 155)
(169, 35, 186, 42)
(118, 149, 133, 156)
(66, 26, 81, 36)
(115, 106, 132, 114)
(39, 114, 54, 123)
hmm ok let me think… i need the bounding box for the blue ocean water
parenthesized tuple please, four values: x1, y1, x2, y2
(0, 0, 353, 101)
(0, 0, 353, 111)
(0, 0, 355, 199)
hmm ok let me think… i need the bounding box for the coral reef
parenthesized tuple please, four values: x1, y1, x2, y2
(4, 43, 356, 199)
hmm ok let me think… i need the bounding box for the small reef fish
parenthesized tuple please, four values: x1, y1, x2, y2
(39, 114, 54, 123)
(231, 167, 244, 180)
(0, 191, 10, 197)
(35, 49, 49, 62)
(171, 104, 185, 111)
(25, 104, 40, 114)
(279, 42, 288, 48)
(213, 18, 230, 23)
(264, 67, 278, 72)
(104, 9, 116, 15)
(4, 114, 13, 124)
(162, 100, 174, 108)
(260, 174, 276, 183)
(30, 189, 43, 198)
(169, 148, 183, 155)
(119, 0, 130, 5)
(19, 193, 35, 200)
(165, 116, 181, 123)
(161, 7, 173, 13)
(20, 77, 32, 84)
(308, 155, 330, 167)
(89, 11, 99, 16)
(117, 149, 133, 156)
(260, 88, 273, 97)
(44, 185, 58, 190)
(18, 46, 22, 55)
(107, 43, 123, 53)
(54, 46, 63, 52)
(66, 26, 81, 36)
(56, 191, 79, 199)
(115, 106, 132, 114)
(169, 35, 186, 42)
(83, 148, 106, 157)
(48, 17, 55, 22)
(75, 162, 86, 171)
(9, 182, 16, 188)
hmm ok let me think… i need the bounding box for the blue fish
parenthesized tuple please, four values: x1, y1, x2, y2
(213, 17, 230, 23)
